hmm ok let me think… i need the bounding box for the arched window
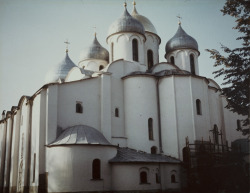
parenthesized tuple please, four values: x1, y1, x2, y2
(237, 119, 241, 130)
(147, 50, 153, 69)
(196, 99, 201, 115)
(132, 39, 138, 62)
(190, 54, 195, 75)
(171, 174, 176, 183)
(213, 124, 219, 144)
(140, 171, 148, 184)
(92, 159, 101, 179)
(148, 118, 153, 140)
(111, 42, 114, 62)
(151, 146, 157, 154)
(115, 108, 119, 117)
(170, 56, 175, 65)
(99, 65, 104, 71)
(155, 173, 160, 184)
(76, 102, 83, 113)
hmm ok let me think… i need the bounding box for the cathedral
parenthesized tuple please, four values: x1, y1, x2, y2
(0, 2, 245, 193)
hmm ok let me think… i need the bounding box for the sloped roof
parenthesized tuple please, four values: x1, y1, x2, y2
(48, 125, 112, 146)
(109, 147, 181, 163)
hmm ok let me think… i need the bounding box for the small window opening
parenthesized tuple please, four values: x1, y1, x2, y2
(148, 118, 153, 140)
(170, 56, 175, 65)
(99, 65, 104, 71)
(76, 102, 83, 113)
(147, 50, 153, 69)
(237, 119, 241, 130)
(213, 124, 219, 144)
(92, 159, 101, 179)
(196, 99, 201, 115)
(132, 39, 138, 62)
(115, 108, 119, 117)
(171, 174, 176, 183)
(140, 171, 148, 184)
(33, 153, 36, 183)
(151, 146, 157, 154)
(111, 42, 114, 62)
(190, 54, 195, 75)
(155, 173, 160, 184)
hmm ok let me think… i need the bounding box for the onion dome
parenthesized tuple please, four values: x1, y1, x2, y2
(45, 51, 76, 84)
(49, 125, 112, 146)
(131, 2, 157, 35)
(79, 34, 109, 63)
(165, 24, 199, 57)
(107, 2, 145, 38)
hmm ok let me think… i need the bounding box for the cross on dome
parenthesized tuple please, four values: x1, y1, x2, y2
(64, 39, 70, 53)
(177, 14, 182, 25)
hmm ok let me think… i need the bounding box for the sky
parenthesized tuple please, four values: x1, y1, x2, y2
(0, 0, 242, 113)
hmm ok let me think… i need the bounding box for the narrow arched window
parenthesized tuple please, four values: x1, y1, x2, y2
(155, 173, 160, 184)
(190, 54, 195, 75)
(171, 174, 176, 183)
(196, 99, 201, 115)
(213, 124, 219, 144)
(76, 102, 83, 113)
(147, 50, 153, 69)
(115, 108, 119, 117)
(148, 118, 153, 140)
(237, 119, 241, 130)
(140, 171, 147, 184)
(99, 65, 104, 71)
(111, 42, 114, 62)
(151, 146, 157, 154)
(92, 159, 101, 179)
(170, 56, 175, 65)
(132, 39, 138, 62)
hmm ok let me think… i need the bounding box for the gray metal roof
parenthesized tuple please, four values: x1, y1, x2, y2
(131, 6, 157, 35)
(79, 35, 109, 63)
(45, 52, 77, 84)
(107, 7, 145, 38)
(49, 125, 112, 146)
(165, 25, 198, 57)
(109, 147, 181, 163)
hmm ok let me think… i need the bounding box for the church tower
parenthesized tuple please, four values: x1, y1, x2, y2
(106, 3, 146, 65)
(165, 23, 200, 75)
(131, 1, 161, 70)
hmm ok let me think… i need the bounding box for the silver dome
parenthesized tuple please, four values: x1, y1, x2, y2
(79, 35, 109, 63)
(165, 25, 198, 57)
(45, 52, 76, 84)
(131, 6, 157, 35)
(49, 125, 112, 146)
(107, 7, 145, 38)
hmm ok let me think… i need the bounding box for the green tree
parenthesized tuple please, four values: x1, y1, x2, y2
(206, 0, 250, 135)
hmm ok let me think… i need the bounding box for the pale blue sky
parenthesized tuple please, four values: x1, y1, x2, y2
(0, 0, 241, 112)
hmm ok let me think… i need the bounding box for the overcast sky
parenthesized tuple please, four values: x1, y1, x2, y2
(0, 0, 241, 112)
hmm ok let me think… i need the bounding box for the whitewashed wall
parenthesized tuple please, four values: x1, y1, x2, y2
(9, 109, 21, 193)
(144, 33, 160, 67)
(124, 76, 159, 153)
(107, 33, 146, 65)
(47, 145, 116, 193)
(57, 78, 101, 132)
(167, 49, 199, 75)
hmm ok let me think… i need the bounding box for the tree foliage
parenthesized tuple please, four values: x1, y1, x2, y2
(206, 0, 250, 133)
